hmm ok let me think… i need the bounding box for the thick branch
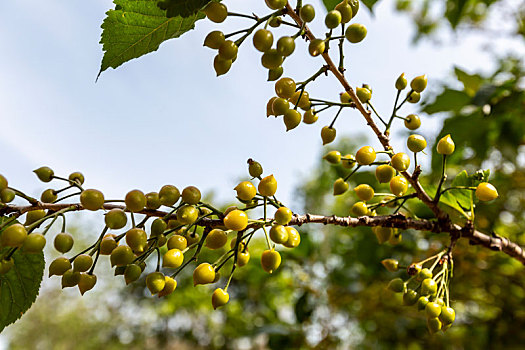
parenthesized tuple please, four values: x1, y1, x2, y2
(2, 203, 524, 264)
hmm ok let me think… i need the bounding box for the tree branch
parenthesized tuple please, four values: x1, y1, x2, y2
(2, 203, 524, 264)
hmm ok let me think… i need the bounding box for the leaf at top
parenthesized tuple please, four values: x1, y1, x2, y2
(98, 0, 205, 77)
(0, 217, 44, 332)
(160, 0, 212, 18)
(423, 88, 471, 114)
(450, 170, 473, 210)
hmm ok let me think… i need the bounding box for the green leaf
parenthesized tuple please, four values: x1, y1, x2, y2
(361, 0, 379, 10)
(423, 88, 471, 114)
(99, 0, 205, 76)
(0, 217, 44, 332)
(454, 66, 483, 96)
(425, 185, 468, 219)
(160, 0, 211, 18)
(450, 170, 473, 209)
(322, 0, 339, 11)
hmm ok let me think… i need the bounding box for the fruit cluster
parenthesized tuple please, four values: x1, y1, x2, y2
(0, 159, 302, 309)
(383, 252, 456, 334)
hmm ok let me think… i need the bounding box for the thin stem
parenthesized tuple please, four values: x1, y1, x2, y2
(343, 165, 362, 182)
(328, 106, 344, 128)
(367, 101, 387, 126)
(227, 12, 258, 20)
(434, 155, 447, 203)
(385, 90, 402, 133)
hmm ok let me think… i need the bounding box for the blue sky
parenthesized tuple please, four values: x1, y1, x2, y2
(1, 0, 523, 212)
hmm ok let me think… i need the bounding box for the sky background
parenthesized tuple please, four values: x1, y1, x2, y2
(0, 0, 523, 214)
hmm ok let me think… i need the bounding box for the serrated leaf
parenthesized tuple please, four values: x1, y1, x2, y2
(423, 88, 471, 114)
(450, 170, 473, 209)
(0, 217, 44, 332)
(161, 0, 211, 18)
(99, 0, 205, 77)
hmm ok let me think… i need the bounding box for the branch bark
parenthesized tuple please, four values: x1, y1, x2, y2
(2, 203, 524, 264)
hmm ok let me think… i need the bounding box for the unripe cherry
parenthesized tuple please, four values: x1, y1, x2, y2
(335, 0, 353, 23)
(261, 49, 284, 69)
(253, 29, 273, 52)
(407, 91, 421, 103)
(374, 227, 393, 244)
(404, 114, 421, 130)
(61, 269, 81, 288)
(146, 271, 166, 295)
(261, 249, 281, 273)
(375, 164, 396, 183)
(303, 109, 318, 124)
(345, 23, 367, 43)
(354, 184, 375, 201)
(224, 209, 248, 231)
(476, 182, 498, 201)
(193, 263, 215, 286)
(163, 249, 184, 268)
(1, 224, 27, 248)
(0, 174, 7, 190)
(395, 73, 407, 90)
(126, 228, 147, 254)
(145, 192, 161, 210)
(275, 77, 296, 99)
(289, 90, 311, 110)
(110, 245, 135, 267)
(0, 258, 14, 275)
(150, 218, 167, 237)
(159, 184, 180, 206)
(283, 227, 301, 248)
(387, 278, 404, 293)
(351, 201, 369, 216)
(248, 159, 263, 178)
(269, 225, 288, 245)
(49, 257, 72, 276)
(0, 188, 15, 203)
(206, 229, 228, 249)
(177, 205, 199, 225)
(204, 2, 227, 23)
(124, 264, 142, 285)
(391, 152, 411, 172)
(78, 273, 97, 295)
(272, 97, 290, 115)
(105, 209, 127, 230)
(299, 4, 316, 22)
(390, 176, 408, 197)
(259, 174, 277, 197)
(284, 109, 302, 131)
(158, 276, 177, 297)
(204, 30, 225, 49)
(333, 178, 349, 196)
(407, 134, 427, 153)
(167, 235, 187, 250)
(265, 0, 287, 10)
(274, 207, 293, 225)
(212, 288, 229, 309)
(234, 181, 257, 201)
(308, 39, 325, 57)
(324, 150, 341, 164)
(411, 74, 428, 93)
(321, 126, 336, 145)
(355, 146, 376, 165)
(325, 10, 342, 29)
(100, 234, 118, 255)
(436, 134, 455, 155)
(22, 233, 46, 253)
(80, 189, 104, 211)
(218, 40, 238, 60)
(356, 87, 372, 103)
(73, 254, 93, 272)
(40, 189, 57, 203)
(381, 258, 399, 272)
(276, 36, 295, 57)
(33, 166, 54, 182)
(25, 209, 46, 225)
